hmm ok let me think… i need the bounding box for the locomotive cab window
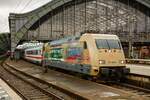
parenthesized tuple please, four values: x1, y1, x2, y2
(95, 39, 109, 49)
(95, 39, 121, 49)
(107, 40, 121, 49)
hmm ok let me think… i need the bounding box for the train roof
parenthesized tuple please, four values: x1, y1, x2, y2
(16, 42, 43, 50)
(49, 35, 79, 46)
(83, 33, 119, 40)
(25, 45, 43, 51)
(48, 33, 119, 46)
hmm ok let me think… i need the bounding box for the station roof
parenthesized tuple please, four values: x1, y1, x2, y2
(136, 0, 150, 8)
(9, 0, 150, 51)
(10, 0, 150, 17)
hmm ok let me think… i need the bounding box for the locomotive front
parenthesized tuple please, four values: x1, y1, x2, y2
(80, 34, 130, 79)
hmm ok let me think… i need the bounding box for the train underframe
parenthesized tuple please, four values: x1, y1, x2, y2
(43, 59, 130, 81)
(98, 67, 130, 81)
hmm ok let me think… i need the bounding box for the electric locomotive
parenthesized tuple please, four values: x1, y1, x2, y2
(43, 33, 130, 79)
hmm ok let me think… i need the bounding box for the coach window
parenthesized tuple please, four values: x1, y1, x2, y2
(32, 51, 34, 55)
(36, 50, 38, 55)
(39, 50, 41, 54)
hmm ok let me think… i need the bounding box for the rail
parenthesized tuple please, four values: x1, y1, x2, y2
(0, 59, 63, 100)
(106, 81, 150, 98)
(126, 59, 150, 65)
(126, 73, 150, 93)
(2, 59, 88, 100)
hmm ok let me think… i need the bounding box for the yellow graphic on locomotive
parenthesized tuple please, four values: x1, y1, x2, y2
(43, 33, 129, 78)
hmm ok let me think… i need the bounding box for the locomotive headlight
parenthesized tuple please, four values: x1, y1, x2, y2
(120, 60, 125, 64)
(99, 60, 105, 64)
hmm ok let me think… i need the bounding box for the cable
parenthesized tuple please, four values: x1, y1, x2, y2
(13, 0, 23, 13)
(1, 0, 51, 32)
(0, 0, 23, 32)
(19, 0, 51, 13)
(33, 0, 51, 8)
(19, 0, 33, 13)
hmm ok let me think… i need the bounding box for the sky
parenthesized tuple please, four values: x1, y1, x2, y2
(0, 0, 52, 33)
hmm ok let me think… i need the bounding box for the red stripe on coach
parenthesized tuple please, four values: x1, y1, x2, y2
(26, 55, 43, 59)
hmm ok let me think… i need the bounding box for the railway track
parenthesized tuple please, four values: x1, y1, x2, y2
(0, 59, 87, 100)
(43, 65, 150, 98)
(54, 64, 150, 98)
(3, 58, 150, 99)
(102, 80, 150, 98)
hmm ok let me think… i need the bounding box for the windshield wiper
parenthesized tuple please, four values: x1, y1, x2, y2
(106, 40, 110, 49)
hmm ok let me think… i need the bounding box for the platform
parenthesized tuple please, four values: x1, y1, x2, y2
(126, 64, 150, 76)
(6, 59, 150, 100)
(0, 78, 22, 100)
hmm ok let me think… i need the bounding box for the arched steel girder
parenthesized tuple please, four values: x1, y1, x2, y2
(10, 0, 150, 52)
(136, 0, 150, 8)
(10, 0, 72, 52)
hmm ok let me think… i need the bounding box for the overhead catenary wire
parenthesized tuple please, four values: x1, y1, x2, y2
(0, 0, 23, 32)
(1, 0, 34, 32)
(19, 0, 34, 13)
(0, 0, 51, 33)
(1, 0, 22, 32)
(13, 0, 23, 13)
(19, 0, 52, 13)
